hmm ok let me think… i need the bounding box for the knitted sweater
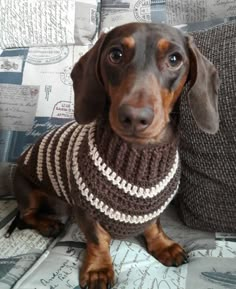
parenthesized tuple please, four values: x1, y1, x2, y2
(17, 118, 181, 239)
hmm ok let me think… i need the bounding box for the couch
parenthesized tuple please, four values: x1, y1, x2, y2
(0, 1, 235, 288)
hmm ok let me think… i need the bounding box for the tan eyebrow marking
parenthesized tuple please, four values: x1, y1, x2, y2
(157, 38, 170, 52)
(121, 36, 135, 48)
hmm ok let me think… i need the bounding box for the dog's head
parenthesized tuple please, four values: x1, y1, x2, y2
(71, 23, 219, 144)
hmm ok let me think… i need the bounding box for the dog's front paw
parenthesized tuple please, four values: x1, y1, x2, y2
(152, 242, 188, 267)
(144, 222, 188, 267)
(79, 265, 115, 289)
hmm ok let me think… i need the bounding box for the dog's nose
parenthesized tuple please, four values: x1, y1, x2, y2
(118, 104, 154, 132)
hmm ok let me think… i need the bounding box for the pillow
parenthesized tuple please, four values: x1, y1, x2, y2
(0, 0, 98, 48)
(177, 22, 236, 233)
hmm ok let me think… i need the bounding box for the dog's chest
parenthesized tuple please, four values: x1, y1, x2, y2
(18, 120, 180, 238)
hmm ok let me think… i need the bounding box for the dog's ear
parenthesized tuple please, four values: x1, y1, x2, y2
(187, 35, 220, 134)
(71, 33, 107, 124)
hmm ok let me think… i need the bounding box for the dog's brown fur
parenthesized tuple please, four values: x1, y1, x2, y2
(12, 23, 219, 289)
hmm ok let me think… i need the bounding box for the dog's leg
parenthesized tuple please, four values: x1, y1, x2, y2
(143, 219, 188, 266)
(13, 167, 64, 237)
(74, 207, 114, 289)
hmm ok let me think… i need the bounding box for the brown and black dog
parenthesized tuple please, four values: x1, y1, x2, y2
(10, 23, 219, 289)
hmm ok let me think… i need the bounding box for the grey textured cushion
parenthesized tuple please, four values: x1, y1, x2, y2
(177, 22, 236, 233)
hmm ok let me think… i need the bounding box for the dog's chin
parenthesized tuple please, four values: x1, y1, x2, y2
(118, 133, 150, 145)
(111, 126, 170, 146)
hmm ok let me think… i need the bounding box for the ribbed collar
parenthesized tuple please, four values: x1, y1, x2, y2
(88, 117, 179, 188)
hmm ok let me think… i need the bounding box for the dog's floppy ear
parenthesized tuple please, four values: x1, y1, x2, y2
(71, 33, 107, 124)
(187, 35, 220, 134)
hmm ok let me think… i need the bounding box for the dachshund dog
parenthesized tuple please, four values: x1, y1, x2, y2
(10, 23, 219, 289)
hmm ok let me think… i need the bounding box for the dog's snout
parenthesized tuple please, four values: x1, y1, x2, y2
(118, 104, 154, 132)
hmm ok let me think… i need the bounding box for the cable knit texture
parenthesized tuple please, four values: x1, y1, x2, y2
(17, 118, 180, 239)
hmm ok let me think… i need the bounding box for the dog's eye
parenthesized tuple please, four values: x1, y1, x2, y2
(168, 53, 183, 69)
(109, 48, 123, 64)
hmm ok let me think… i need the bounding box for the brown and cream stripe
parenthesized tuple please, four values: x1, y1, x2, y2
(18, 118, 180, 238)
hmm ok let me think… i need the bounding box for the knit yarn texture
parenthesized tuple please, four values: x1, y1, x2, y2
(18, 118, 180, 239)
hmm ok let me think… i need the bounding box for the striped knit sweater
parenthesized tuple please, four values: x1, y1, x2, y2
(17, 118, 181, 239)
